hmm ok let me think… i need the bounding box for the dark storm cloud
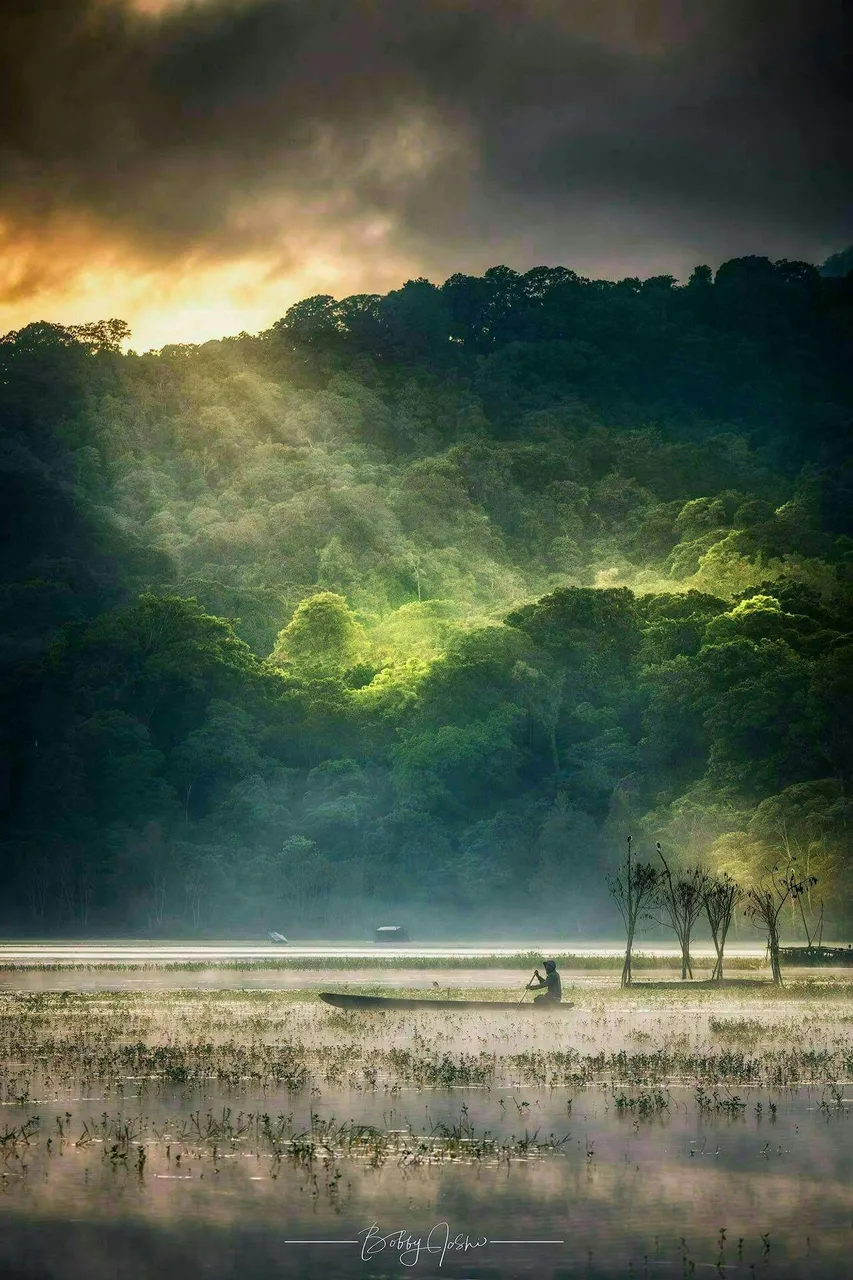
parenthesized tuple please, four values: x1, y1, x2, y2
(1, 0, 850, 283)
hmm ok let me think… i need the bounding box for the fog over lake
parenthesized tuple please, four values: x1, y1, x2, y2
(2, 948, 853, 1278)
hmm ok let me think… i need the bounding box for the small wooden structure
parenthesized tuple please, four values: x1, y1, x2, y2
(373, 925, 410, 943)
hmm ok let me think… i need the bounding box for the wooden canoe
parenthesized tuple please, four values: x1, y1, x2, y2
(319, 992, 575, 1012)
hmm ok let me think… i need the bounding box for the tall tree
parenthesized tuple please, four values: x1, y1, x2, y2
(702, 874, 744, 982)
(651, 844, 708, 980)
(745, 864, 817, 986)
(607, 836, 660, 988)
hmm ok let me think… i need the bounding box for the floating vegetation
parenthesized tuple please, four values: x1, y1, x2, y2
(0, 1115, 40, 1149)
(613, 1088, 671, 1116)
(694, 1086, 748, 1116)
(2, 982, 853, 1099)
(709, 1017, 768, 1039)
(0, 1105, 568, 1169)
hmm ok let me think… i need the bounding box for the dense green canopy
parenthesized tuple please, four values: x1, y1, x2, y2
(2, 257, 852, 935)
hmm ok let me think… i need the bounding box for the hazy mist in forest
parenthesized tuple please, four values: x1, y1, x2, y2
(1, 258, 852, 938)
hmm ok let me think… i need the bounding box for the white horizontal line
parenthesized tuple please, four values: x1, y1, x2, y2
(489, 1239, 564, 1244)
(284, 1240, 359, 1245)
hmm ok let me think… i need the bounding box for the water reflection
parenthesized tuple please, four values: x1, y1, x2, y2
(0, 1087, 850, 1278)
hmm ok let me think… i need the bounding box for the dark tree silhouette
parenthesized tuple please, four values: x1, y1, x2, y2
(702, 874, 744, 982)
(745, 864, 818, 986)
(651, 844, 708, 980)
(607, 836, 660, 988)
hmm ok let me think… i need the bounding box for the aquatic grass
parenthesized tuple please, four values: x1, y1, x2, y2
(693, 1086, 748, 1116)
(709, 1017, 768, 1038)
(2, 1105, 570, 1168)
(613, 1087, 671, 1117)
(0, 1115, 40, 1148)
(3, 982, 853, 1102)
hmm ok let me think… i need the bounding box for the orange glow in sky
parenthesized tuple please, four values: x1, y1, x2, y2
(0, 247, 421, 352)
(0, 194, 427, 351)
(0, 103, 454, 350)
(3, 2, 845, 349)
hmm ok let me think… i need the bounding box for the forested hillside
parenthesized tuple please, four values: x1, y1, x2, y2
(2, 257, 852, 936)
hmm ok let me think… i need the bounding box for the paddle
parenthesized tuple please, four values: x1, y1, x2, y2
(517, 968, 539, 1009)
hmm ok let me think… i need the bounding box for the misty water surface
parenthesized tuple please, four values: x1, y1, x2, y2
(0, 1086, 851, 1279)
(3, 949, 851, 1277)
(0, 940, 772, 961)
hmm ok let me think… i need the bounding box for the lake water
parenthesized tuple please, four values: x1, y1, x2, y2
(2, 948, 852, 1278)
(0, 939, 774, 963)
(1, 1085, 851, 1278)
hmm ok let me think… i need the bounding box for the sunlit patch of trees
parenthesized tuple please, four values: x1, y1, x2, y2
(1, 255, 852, 935)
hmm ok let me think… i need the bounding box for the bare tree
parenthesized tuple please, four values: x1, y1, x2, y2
(744, 864, 817, 986)
(702, 874, 744, 982)
(606, 835, 660, 988)
(794, 885, 823, 949)
(651, 844, 708, 980)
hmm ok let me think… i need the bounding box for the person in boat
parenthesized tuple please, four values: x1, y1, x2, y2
(527, 958, 562, 1004)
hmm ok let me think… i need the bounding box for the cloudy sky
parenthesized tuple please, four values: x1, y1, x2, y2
(1, 0, 850, 349)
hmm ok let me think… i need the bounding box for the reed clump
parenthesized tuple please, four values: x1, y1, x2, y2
(1, 1105, 570, 1169)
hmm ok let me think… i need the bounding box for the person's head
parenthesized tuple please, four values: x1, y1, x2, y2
(543, 959, 556, 973)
